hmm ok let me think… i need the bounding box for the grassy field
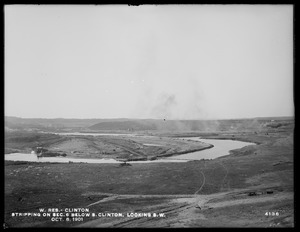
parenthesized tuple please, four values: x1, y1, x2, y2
(4, 119, 294, 227)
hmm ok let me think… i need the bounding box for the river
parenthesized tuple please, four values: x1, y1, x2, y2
(5, 135, 255, 164)
(168, 138, 255, 160)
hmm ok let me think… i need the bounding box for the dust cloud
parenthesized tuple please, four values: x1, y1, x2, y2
(151, 93, 177, 119)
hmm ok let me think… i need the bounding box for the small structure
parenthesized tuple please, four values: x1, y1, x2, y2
(119, 161, 131, 167)
(35, 147, 48, 155)
(248, 192, 257, 196)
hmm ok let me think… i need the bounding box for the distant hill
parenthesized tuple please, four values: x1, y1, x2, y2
(4, 116, 136, 131)
(89, 121, 157, 131)
(5, 116, 294, 132)
(88, 119, 223, 131)
(89, 117, 294, 132)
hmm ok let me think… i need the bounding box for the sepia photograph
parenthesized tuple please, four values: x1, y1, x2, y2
(4, 4, 294, 228)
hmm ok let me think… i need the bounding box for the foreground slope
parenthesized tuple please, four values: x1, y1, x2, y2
(4, 118, 294, 227)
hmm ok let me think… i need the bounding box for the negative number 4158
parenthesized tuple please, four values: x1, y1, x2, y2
(265, 212, 279, 216)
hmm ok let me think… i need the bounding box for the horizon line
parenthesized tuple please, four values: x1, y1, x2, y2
(5, 115, 294, 121)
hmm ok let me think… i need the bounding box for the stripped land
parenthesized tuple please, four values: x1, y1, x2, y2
(4, 117, 294, 227)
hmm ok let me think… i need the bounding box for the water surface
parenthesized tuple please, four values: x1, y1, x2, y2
(169, 137, 255, 160)
(4, 153, 186, 163)
(5, 135, 255, 163)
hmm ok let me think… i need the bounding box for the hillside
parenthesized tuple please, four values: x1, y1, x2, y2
(88, 118, 294, 132)
(5, 116, 294, 132)
(89, 121, 157, 131)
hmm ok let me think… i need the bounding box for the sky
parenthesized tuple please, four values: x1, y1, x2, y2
(5, 5, 294, 119)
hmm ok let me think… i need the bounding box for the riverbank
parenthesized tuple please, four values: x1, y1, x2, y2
(4, 126, 294, 227)
(5, 131, 213, 161)
(5, 138, 257, 163)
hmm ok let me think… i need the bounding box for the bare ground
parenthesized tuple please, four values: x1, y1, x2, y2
(4, 122, 294, 228)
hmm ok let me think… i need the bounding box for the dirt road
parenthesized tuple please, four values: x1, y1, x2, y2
(78, 187, 293, 227)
